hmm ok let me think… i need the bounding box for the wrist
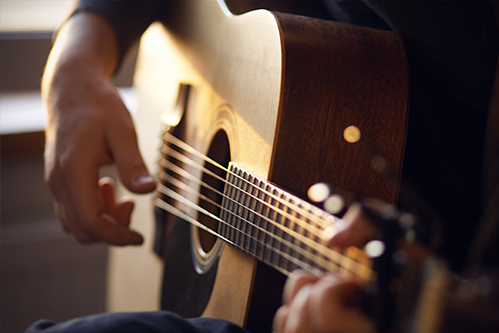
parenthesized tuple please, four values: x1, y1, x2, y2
(42, 12, 118, 94)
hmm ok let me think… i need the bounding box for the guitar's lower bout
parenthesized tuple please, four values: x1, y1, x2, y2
(161, 129, 231, 317)
(161, 217, 218, 318)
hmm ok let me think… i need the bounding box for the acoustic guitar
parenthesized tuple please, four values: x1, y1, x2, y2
(132, 0, 419, 331)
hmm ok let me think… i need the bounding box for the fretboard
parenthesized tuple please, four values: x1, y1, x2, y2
(219, 163, 374, 281)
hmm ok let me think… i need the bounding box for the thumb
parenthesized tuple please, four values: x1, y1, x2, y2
(107, 114, 157, 194)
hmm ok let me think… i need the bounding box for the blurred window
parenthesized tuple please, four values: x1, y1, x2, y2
(0, 0, 77, 33)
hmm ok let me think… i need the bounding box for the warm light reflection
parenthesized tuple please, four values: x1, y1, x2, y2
(324, 194, 345, 214)
(307, 182, 330, 202)
(320, 218, 347, 242)
(364, 240, 385, 258)
(343, 125, 361, 143)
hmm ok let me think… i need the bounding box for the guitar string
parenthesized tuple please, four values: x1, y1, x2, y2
(155, 185, 371, 280)
(161, 132, 335, 229)
(158, 133, 374, 279)
(155, 188, 344, 278)
(159, 156, 332, 241)
(156, 167, 373, 280)
(161, 139, 335, 235)
(158, 137, 369, 274)
(161, 145, 332, 236)
(161, 139, 331, 231)
(155, 196, 323, 277)
(158, 169, 335, 263)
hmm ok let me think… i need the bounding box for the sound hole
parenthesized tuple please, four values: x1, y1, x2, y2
(198, 130, 230, 253)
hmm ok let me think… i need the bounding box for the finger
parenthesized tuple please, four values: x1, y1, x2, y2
(283, 270, 320, 305)
(89, 214, 144, 246)
(99, 177, 117, 212)
(273, 306, 289, 333)
(99, 177, 135, 227)
(62, 154, 143, 245)
(328, 203, 376, 248)
(318, 275, 360, 305)
(284, 284, 315, 333)
(106, 109, 156, 194)
(53, 200, 70, 233)
(47, 168, 96, 243)
(310, 277, 375, 333)
(362, 198, 397, 216)
(113, 198, 135, 227)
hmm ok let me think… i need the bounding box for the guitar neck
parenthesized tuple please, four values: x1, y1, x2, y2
(219, 162, 375, 282)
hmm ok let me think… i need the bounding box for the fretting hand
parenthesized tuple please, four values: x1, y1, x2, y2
(273, 270, 376, 333)
(273, 201, 389, 333)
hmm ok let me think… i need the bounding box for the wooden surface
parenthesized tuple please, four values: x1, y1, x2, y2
(116, 0, 408, 329)
(127, 0, 284, 323)
(270, 12, 408, 202)
(202, 244, 257, 324)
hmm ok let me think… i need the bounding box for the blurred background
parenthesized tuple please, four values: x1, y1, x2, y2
(1, 1, 137, 331)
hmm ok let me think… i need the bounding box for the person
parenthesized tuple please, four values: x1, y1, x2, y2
(31, 0, 499, 332)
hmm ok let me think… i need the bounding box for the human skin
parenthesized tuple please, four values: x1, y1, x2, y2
(42, 12, 156, 246)
(273, 202, 386, 333)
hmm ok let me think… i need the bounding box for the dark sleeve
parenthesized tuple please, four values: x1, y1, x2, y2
(73, 0, 170, 65)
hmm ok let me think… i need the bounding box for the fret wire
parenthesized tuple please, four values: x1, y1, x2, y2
(161, 135, 332, 229)
(229, 178, 239, 242)
(296, 205, 314, 270)
(239, 173, 250, 251)
(242, 169, 254, 253)
(264, 185, 274, 256)
(251, 182, 264, 256)
(159, 156, 332, 243)
(227, 171, 238, 240)
(220, 170, 233, 239)
(248, 176, 259, 253)
(156, 181, 372, 279)
(259, 184, 272, 259)
(248, 178, 263, 252)
(282, 204, 294, 272)
(274, 192, 286, 269)
(233, 170, 244, 245)
(241, 173, 253, 250)
(291, 204, 302, 271)
(265, 188, 279, 264)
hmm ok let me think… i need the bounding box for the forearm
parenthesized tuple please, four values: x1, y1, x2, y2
(42, 12, 119, 100)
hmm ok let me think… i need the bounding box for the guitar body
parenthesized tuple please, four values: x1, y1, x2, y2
(133, 0, 408, 330)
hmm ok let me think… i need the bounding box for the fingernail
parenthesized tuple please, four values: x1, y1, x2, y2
(138, 175, 155, 184)
(134, 175, 157, 191)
